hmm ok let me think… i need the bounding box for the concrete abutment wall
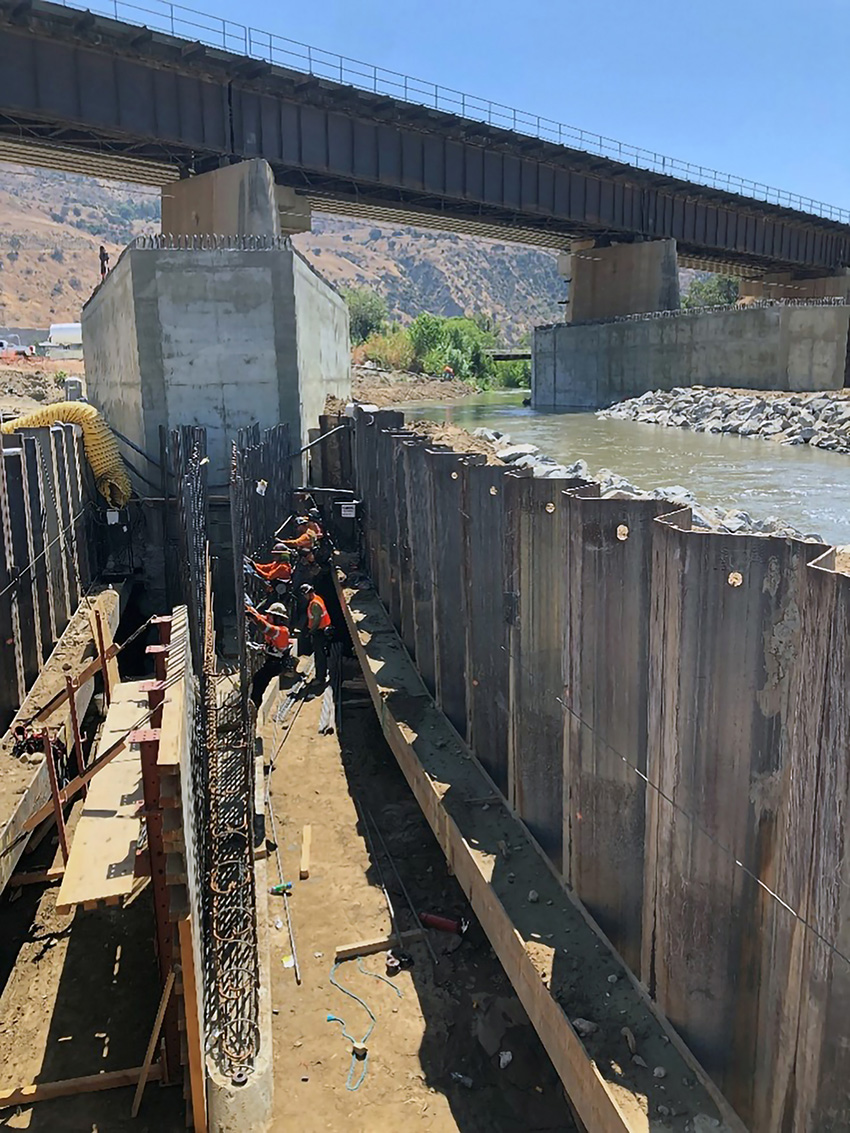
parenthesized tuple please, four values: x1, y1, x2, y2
(351, 409, 850, 1131)
(533, 303, 850, 408)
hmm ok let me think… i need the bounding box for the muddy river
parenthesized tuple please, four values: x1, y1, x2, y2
(404, 391, 850, 547)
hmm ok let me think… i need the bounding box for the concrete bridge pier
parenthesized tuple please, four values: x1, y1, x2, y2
(161, 158, 312, 239)
(560, 237, 680, 323)
(739, 267, 850, 302)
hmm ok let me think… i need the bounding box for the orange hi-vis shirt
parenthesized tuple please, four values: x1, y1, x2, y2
(253, 559, 293, 583)
(282, 531, 316, 551)
(308, 594, 331, 631)
(251, 612, 291, 652)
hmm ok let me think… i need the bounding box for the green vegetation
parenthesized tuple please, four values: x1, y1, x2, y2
(344, 289, 530, 389)
(682, 274, 740, 309)
(343, 288, 389, 344)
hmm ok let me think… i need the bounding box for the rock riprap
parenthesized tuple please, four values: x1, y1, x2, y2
(598, 387, 850, 454)
(471, 426, 823, 541)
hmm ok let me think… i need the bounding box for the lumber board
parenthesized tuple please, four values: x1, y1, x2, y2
(55, 681, 148, 914)
(0, 1063, 162, 1109)
(0, 589, 121, 898)
(88, 605, 120, 691)
(335, 928, 424, 961)
(158, 607, 191, 768)
(179, 917, 207, 1133)
(9, 866, 64, 886)
(336, 572, 745, 1133)
(131, 969, 175, 1118)
(31, 644, 119, 723)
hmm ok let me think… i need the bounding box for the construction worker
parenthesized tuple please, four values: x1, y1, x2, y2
(306, 508, 323, 540)
(245, 600, 295, 704)
(278, 517, 317, 553)
(301, 583, 331, 686)
(246, 600, 292, 655)
(244, 549, 293, 586)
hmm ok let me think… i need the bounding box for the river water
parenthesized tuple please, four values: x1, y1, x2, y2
(403, 391, 850, 547)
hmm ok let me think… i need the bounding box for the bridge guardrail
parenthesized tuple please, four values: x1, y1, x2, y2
(49, 0, 850, 226)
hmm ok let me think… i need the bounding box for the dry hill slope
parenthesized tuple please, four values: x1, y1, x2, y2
(0, 164, 564, 337)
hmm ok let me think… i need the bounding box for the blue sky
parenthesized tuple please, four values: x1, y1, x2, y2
(192, 0, 850, 207)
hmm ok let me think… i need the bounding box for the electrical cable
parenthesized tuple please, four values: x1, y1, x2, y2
(0, 502, 90, 603)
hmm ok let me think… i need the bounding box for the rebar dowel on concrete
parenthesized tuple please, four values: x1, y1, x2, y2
(365, 809, 439, 966)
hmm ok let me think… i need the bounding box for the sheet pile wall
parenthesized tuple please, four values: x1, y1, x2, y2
(352, 408, 850, 1130)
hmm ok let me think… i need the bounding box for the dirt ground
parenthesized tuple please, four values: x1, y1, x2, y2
(0, 360, 85, 418)
(406, 421, 502, 465)
(264, 661, 576, 1133)
(0, 590, 119, 835)
(326, 367, 477, 412)
(0, 801, 183, 1131)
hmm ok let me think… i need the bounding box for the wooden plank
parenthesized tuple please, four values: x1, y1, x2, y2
(178, 918, 207, 1133)
(31, 644, 119, 724)
(335, 928, 424, 961)
(89, 604, 120, 692)
(299, 824, 312, 880)
(55, 681, 148, 914)
(336, 571, 745, 1133)
(19, 740, 128, 836)
(131, 969, 175, 1118)
(9, 866, 64, 886)
(158, 607, 190, 768)
(0, 1064, 162, 1109)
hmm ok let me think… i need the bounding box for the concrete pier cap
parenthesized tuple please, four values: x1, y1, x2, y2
(562, 237, 680, 323)
(82, 156, 349, 606)
(161, 158, 312, 238)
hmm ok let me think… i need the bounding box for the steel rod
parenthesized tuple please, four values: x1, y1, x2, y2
(354, 797, 402, 950)
(42, 733, 69, 865)
(265, 781, 301, 985)
(365, 808, 439, 965)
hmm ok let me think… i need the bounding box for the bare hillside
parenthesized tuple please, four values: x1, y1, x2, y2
(293, 216, 564, 340)
(0, 164, 564, 337)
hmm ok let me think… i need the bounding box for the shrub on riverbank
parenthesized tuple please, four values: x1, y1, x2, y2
(351, 309, 528, 388)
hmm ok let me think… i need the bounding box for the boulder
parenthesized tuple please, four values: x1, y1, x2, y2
(563, 460, 590, 479)
(652, 485, 697, 506)
(496, 444, 540, 463)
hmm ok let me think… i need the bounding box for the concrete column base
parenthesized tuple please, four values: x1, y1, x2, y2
(161, 159, 311, 239)
(740, 269, 850, 302)
(565, 238, 680, 322)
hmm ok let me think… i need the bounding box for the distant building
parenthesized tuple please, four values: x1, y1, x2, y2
(40, 322, 83, 360)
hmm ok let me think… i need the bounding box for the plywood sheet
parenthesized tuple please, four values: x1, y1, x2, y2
(56, 681, 148, 913)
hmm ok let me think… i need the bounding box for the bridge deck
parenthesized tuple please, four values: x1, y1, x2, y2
(55, 681, 147, 915)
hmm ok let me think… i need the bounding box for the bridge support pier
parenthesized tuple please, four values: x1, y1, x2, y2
(161, 158, 311, 238)
(739, 268, 850, 302)
(561, 237, 680, 323)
